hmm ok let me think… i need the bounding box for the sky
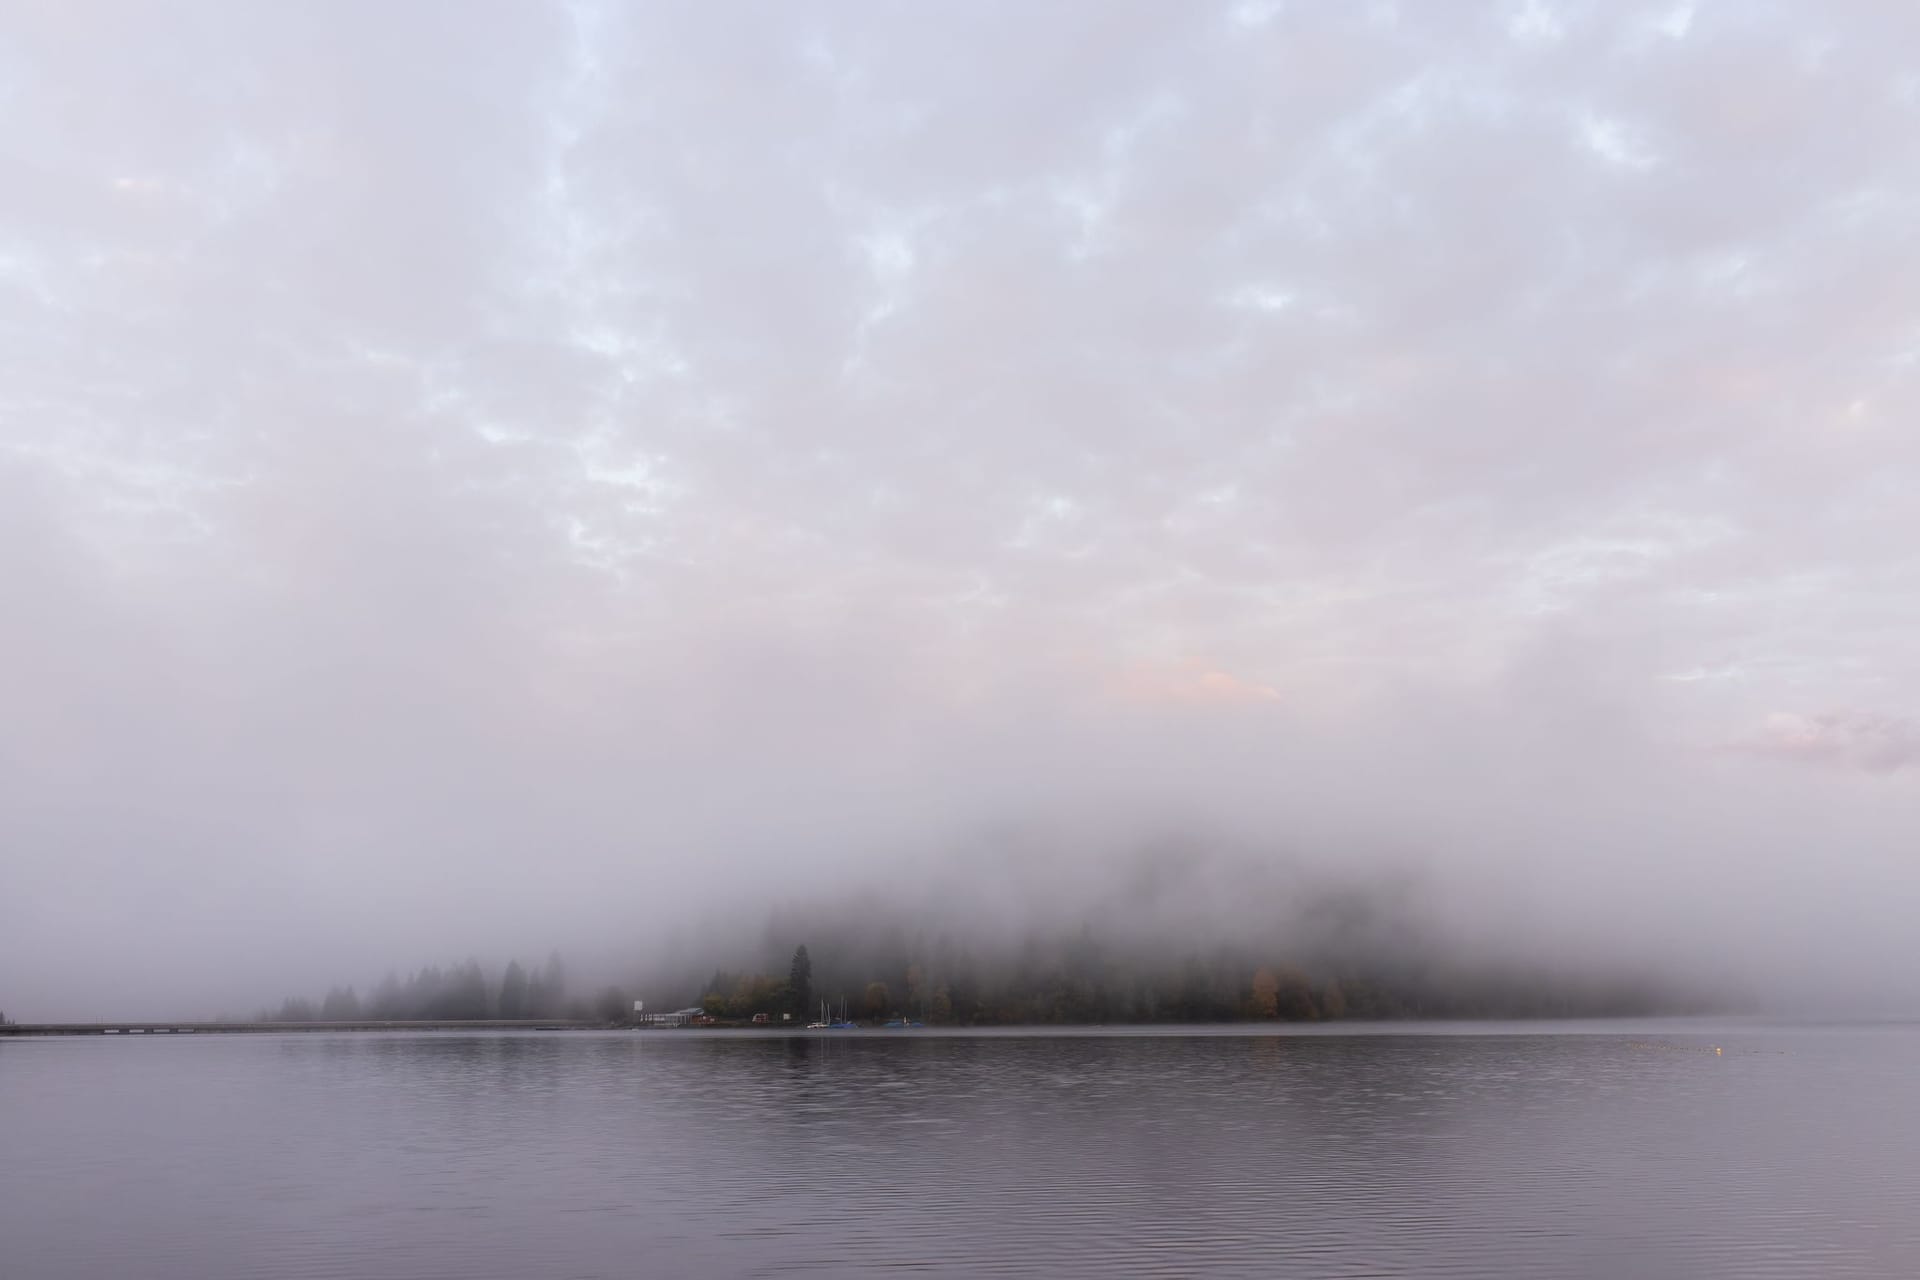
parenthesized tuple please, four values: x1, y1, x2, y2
(3, 1, 1918, 1019)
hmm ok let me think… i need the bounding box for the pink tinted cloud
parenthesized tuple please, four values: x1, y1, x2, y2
(1734, 711, 1920, 774)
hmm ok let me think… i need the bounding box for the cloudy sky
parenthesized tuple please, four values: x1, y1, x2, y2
(4, 1, 1918, 1017)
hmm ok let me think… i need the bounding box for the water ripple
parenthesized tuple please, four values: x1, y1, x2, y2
(1, 1024, 1916, 1278)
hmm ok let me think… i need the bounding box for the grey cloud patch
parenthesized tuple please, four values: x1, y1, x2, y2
(1734, 711, 1920, 774)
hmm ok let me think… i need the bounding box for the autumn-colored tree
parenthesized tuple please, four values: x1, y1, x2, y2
(1250, 968, 1280, 1019)
(862, 981, 892, 1020)
(732, 972, 786, 1016)
(1321, 978, 1348, 1019)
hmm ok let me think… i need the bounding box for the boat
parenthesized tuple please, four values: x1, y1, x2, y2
(811, 999, 855, 1030)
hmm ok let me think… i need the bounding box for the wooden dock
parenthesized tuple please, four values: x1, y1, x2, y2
(0, 1020, 605, 1037)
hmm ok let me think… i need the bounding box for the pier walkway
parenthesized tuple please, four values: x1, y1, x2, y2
(0, 1020, 604, 1036)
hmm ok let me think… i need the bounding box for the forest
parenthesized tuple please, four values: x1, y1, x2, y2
(261, 927, 1712, 1027)
(694, 936, 1704, 1025)
(260, 954, 636, 1026)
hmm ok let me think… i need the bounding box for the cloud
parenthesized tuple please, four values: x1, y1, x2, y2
(1107, 659, 1283, 705)
(3, 1, 1920, 1015)
(1733, 711, 1920, 774)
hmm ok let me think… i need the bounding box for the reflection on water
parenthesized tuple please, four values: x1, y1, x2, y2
(3, 1024, 1917, 1278)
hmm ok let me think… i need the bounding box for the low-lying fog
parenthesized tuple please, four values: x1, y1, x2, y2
(4, 2, 1917, 1021)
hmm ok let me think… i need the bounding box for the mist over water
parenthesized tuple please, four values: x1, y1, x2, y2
(5, 3, 1920, 1021)
(8, 7, 1920, 1280)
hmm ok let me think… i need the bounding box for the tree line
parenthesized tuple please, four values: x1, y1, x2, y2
(261, 929, 1705, 1027)
(261, 954, 634, 1025)
(694, 934, 1694, 1025)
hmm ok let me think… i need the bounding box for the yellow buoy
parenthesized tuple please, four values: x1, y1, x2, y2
(1714, 1047, 1722, 1055)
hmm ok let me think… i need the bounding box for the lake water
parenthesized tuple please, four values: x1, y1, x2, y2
(3, 1022, 1916, 1278)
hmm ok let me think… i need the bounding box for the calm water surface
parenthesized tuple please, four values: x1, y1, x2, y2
(3, 1022, 1916, 1278)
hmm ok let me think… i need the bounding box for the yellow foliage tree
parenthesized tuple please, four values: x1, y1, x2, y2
(1250, 968, 1280, 1019)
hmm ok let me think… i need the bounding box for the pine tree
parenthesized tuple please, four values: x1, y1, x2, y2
(789, 945, 813, 1021)
(498, 960, 529, 1020)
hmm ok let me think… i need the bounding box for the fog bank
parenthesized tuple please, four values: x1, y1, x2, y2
(4, 2, 1918, 1020)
